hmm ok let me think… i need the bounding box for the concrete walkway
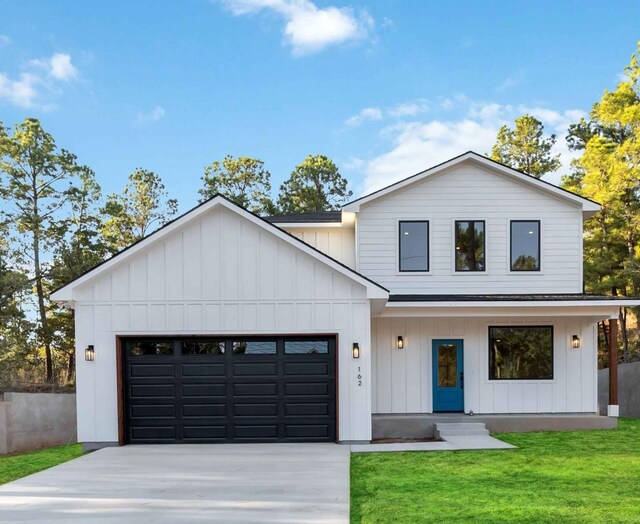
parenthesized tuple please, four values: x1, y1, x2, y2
(351, 434, 515, 453)
(0, 444, 350, 524)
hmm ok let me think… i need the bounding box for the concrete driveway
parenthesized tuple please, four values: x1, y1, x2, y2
(0, 443, 350, 523)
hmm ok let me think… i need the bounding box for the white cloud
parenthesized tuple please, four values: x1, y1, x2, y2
(388, 99, 429, 117)
(0, 35, 10, 46)
(359, 99, 586, 194)
(135, 106, 166, 125)
(345, 99, 430, 127)
(0, 72, 40, 107)
(49, 53, 78, 81)
(220, 0, 374, 56)
(345, 106, 383, 126)
(29, 52, 79, 81)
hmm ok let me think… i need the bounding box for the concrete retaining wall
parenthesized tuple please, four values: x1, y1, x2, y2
(598, 362, 640, 418)
(0, 392, 77, 454)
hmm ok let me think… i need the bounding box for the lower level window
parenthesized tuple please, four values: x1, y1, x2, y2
(489, 326, 553, 380)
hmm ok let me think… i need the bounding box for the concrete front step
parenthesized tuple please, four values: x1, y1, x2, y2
(435, 422, 489, 439)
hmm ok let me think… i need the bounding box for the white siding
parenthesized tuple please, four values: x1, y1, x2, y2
(73, 206, 372, 443)
(371, 316, 598, 414)
(357, 164, 584, 294)
(285, 227, 356, 269)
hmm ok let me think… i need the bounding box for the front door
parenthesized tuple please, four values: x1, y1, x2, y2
(432, 339, 464, 412)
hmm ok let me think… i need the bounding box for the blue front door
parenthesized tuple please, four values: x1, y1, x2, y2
(432, 339, 464, 412)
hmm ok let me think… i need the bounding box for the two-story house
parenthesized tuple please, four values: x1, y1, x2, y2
(52, 152, 637, 449)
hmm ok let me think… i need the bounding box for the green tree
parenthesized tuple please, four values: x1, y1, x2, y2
(490, 114, 561, 178)
(102, 168, 178, 253)
(0, 118, 85, 382)
(49, 167, 106, 382)
(562, 42, 640, 361)
(277, 155, 352, 213)
(199, 155, 276, 214)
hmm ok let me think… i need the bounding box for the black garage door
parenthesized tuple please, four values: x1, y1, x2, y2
(123, 336, 336, 443)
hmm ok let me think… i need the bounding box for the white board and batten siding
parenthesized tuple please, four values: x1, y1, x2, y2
(356, 164, 584, 294)
(371, 316, 598, 415)
(287, 227, 356, 269)
(73, 206, 372, 444)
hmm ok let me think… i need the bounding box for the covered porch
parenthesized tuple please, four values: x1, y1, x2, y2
(370, 294, 631, 437)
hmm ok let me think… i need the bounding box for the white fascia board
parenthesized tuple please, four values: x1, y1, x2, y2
(343, 152, 600, 215)
(385, 299, 640, 308)
(51, 196, 388, 303)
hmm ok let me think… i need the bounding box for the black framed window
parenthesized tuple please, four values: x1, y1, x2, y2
(232, 340, 277, 355)
(182, 340, 225, 355)
(284, 340, 329, 354)
(128, 340, 174, 356)
(455, 220, 485, 271)
(489, 326, 553, 380)
(399, 221, 429, 272)
(511, 220, 540, 271)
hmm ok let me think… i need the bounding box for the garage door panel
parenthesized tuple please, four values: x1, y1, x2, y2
(234, 403, 278, 416)
(182, 426, 228, 440)
(284, 362, 330, 376)
(130, 426, 176, 440)
(182, 363, 226, 377)
(130, 363, 175, 377)
(233, 362, 278, 376)
(233, 383, 278, 396)
(124, 336, 335, 444)
(182, 404, 227, 417)
(285, 403, 329, 416)
(130, 384, 175, 398)
(182, 383, 226, 398)
(233, 425, 279, 439)
(130, 404, 176, 418)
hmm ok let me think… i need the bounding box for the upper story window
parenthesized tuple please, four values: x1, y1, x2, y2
(511, 220, 540, 271)
(399, 221, 429, 272)
(455, 220, 485, 271)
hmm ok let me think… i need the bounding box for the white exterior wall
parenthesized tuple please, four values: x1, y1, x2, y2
(356, 164, 584, 294)
(73, 206, 372, 443)
(286, 227, 356, 269)
(371, 315, 598, 414)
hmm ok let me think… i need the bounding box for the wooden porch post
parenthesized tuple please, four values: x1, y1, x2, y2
(608, 318, 619, 417)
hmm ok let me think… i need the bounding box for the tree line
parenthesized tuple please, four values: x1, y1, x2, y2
(2, 42, 639, 385)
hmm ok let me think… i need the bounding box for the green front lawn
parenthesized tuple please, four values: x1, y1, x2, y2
(352, 419, 640, 523)
(0, 444, 84, 485)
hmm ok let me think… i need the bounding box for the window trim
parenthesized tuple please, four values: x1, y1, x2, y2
(398, 220, 430, 273)
(454, 219, 486, 272)
(509, 220, 541, 272)
(488, 325, 554, 381)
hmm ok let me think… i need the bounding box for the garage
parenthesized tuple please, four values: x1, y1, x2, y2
(122, 335, 337, 444)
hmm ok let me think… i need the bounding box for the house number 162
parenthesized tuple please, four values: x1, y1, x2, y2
(357, 366, 362, 387)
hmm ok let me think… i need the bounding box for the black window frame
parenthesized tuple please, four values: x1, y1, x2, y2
(398, 220, 430, 272)
(510, 220, 541, 272)
(488, 325, 554, 381)
(454, 220, 486, 272)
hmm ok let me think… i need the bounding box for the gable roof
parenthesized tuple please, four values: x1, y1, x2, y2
(343, 151, 600, 216)
(51, 194, 388, 303)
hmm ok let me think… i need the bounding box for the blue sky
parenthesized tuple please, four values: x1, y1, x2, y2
(1, 0, 639, 211)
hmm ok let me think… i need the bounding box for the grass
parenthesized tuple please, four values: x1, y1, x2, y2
(351, 419, 640, 523)
(0, 444, 84, 485)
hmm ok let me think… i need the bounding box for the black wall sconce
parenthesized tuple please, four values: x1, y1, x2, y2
(397, 336, 404, 349)
(571, 335, 581, 349)
(85, 345, 95, 361)
(352, 343, 360, 359)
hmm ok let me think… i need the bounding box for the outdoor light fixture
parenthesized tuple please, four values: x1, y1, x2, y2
(85, 345, 95, 361)
(571, 335, 581, 349)
(352, 343, 360, 359)
(397, 336, 404, 349)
